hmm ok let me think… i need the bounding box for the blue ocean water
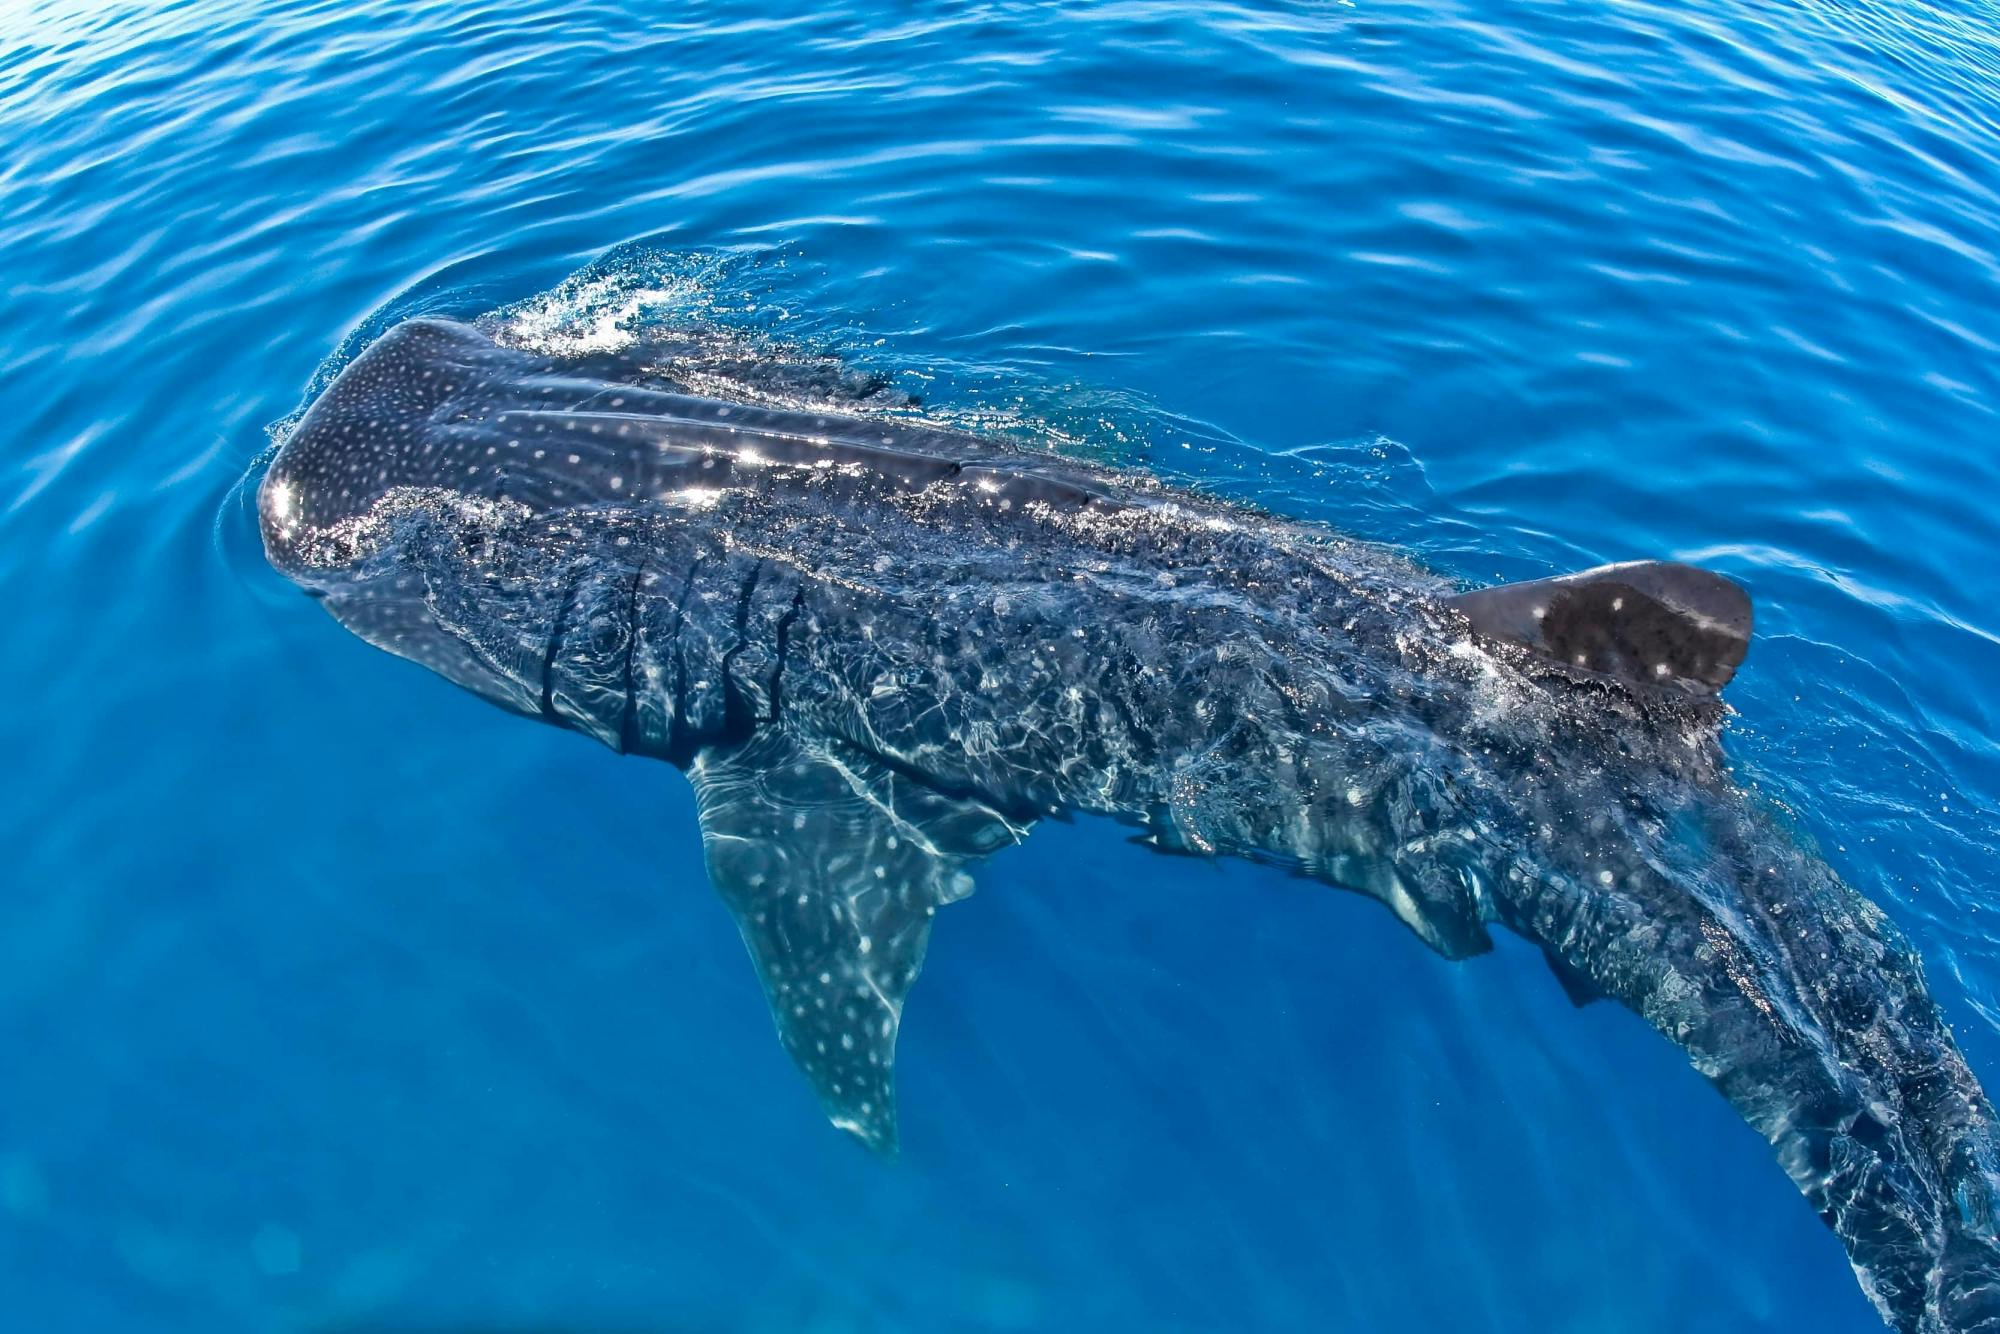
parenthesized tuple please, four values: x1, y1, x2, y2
(4, 0, 2000, 1329)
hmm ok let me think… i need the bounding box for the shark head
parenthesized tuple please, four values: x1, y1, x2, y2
(258, 317, 732, 566)
(257, 318, 672, 721)
(256, 317, 1057, 730)
(259, 319, 512, 562)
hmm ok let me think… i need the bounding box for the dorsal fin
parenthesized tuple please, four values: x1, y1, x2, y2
(1445, 560, 1752, 694)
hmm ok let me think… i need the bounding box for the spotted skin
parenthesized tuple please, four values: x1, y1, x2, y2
(260, 318, 2000, 1332)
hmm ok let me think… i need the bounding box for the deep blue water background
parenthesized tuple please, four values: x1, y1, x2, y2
(5, 1, 2000, 1329)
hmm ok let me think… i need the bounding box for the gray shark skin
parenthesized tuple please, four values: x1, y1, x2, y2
(260, 317, 2000, 1332)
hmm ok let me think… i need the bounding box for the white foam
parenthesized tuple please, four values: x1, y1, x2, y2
(494, 255, 719, 356)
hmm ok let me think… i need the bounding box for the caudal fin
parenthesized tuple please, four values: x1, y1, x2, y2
(1512, 799, 2000, 1332)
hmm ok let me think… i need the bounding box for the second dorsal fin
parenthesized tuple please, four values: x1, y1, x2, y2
(1444, 560, 1752, 694)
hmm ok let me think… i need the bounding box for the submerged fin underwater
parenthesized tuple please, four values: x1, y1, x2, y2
(7, 1, 2000, 1331)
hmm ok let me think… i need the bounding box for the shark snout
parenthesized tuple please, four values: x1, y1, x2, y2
(254, 460, 318, 575)
(256, 467, 299, 552)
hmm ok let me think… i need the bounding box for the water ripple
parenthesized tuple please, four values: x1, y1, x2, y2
(4, 0, 2000, 1329)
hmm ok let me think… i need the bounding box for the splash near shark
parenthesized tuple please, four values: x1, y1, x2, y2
(259, 312, 2000, 1332)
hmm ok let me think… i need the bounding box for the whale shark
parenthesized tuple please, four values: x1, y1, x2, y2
(259, 315, 2000, 1332)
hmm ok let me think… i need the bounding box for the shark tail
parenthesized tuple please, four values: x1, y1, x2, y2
(1503, 804, 2000, 1333)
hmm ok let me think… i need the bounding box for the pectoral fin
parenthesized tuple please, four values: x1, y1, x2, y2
(688, 731, 1028, 1152)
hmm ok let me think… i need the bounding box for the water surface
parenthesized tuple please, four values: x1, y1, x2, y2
(4, 1, 2000, 1329)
